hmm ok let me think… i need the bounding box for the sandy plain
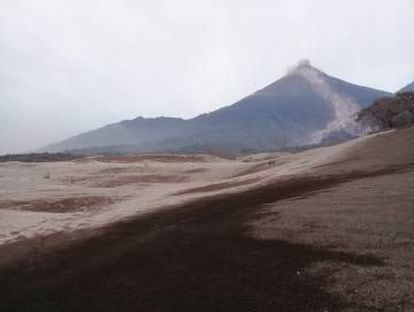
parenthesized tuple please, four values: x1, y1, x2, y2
(0, 127, 413, 311)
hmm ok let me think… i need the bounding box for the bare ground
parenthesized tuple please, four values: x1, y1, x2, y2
(93, 174, 188, 188)
(0, 196, 114, 213)
(0, 128, 413, 311)
(174, 177, 261, 195)
(95, 154, 208, 163)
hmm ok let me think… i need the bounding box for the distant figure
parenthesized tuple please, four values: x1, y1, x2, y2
(268, 160, 276, 166)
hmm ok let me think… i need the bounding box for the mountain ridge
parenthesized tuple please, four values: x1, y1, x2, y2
(44, 62, 392, 154)
(399, 81, 414, 93)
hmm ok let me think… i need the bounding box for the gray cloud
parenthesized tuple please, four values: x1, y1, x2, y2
(1, 0, 413, 153)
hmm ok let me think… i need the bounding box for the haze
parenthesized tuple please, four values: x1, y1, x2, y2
(1, 0, 413, 154)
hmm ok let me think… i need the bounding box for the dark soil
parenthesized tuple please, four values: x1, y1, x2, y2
(0, 196, 114, 213)
(174, 177, 261, 195)
(0, 167, 400, 312)
(0, 153, 84, 163)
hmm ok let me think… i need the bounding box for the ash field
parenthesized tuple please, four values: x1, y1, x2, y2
(0, 127, 413, 311)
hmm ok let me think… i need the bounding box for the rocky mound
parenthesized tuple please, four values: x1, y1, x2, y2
(357, 92, 414, 131)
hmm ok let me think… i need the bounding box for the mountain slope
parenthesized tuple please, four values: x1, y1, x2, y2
(183, 63, 390, 149)
(44, 62, 391, 154)
(46, 117, 187, 152)
(399, 81, 414, 93)
(357, 92, 414, 130)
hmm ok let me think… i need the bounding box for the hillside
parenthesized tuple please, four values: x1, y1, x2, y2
(357, 92, 414, 130)
(398, 81, 414, 93)
(1, 127, 413, 311)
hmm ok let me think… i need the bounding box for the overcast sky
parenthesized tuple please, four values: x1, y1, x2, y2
(1, 0, 413, 154)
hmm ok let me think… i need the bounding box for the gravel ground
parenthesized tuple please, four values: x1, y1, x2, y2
(0, 127, 413, 311)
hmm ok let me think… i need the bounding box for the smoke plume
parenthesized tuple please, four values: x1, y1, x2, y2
(292, 62, 371, 143)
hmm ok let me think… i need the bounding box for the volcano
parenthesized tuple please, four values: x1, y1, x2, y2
(44, 61, 391, 154)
